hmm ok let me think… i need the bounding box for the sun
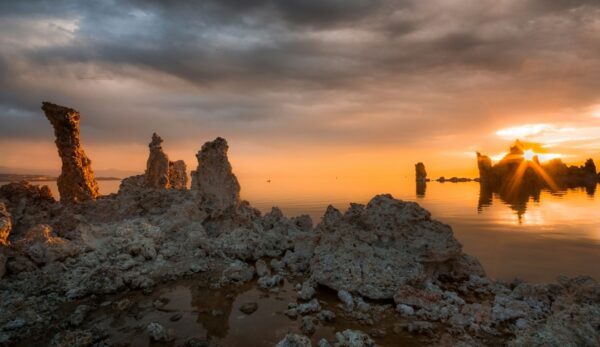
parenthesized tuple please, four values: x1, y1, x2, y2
(523, 149, 536, 161)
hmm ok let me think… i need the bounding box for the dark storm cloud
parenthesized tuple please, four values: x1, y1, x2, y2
(1, 0, 600, 152)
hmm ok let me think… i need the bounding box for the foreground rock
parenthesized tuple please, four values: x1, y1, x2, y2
(310, 195, 484, 300)
(42, 102, 99, 203)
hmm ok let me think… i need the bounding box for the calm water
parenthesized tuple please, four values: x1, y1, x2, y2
(3, 177, 600, 283)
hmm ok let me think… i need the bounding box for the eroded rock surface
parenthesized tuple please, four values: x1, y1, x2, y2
(144, 133, 188, 189)
(0, 202, 11, 245)
(415, 162, 427, 182)
(310, 195, 484, 300)
(191, 137, 240, 213)
(42, 102, 99, 202)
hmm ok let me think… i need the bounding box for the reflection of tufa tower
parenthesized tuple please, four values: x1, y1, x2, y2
(415, 162, 427, 198)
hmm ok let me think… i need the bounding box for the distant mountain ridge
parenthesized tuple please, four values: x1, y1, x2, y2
(0, 173, 121, 182)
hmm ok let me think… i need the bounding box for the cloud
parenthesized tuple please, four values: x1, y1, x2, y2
(1, 0, 600, 172)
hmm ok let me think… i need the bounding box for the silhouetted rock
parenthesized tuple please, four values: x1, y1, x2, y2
(144, 133, 188, 189)
(415, 162, 427, 182)
(191, 137, 240, 213)
(41, 102, 99, 202)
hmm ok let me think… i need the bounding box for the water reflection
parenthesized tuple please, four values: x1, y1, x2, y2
(477, 181, 596, 224)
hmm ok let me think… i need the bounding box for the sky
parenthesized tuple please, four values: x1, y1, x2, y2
(1, 0, 600, 179)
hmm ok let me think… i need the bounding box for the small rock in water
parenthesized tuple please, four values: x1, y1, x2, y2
(334, 329, 376, 347)
(317, 338, 332, 347)
(317, 310, 336, 322)
(275, 333, 312, 347)
(170, 313, 183, 321)
(301, 316, 316, 335)
(297, 298, 321, 315)
(396, 304, 415, 316)
(297, 281, 316, 301)
(147, 322, 173, 342)
(337, 290, 354, 310)
(239, 302, 259, 315)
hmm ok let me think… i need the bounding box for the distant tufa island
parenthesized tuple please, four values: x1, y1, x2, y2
(0, 173, 121, 182)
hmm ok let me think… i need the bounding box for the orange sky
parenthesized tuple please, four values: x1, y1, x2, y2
(1, 1, 600, 178)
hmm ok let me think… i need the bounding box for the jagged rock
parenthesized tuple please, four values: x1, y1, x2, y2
(144, 133, 188, 189)
(169, 160, 188, 189)
(191, 137, 240, 213)
(42, 102, 99, 202)
(14, 224, 81, 265)
(221, 260, 254, 283)
(0, 181, 56, 239)
(0, 202, 11, 244)
(310, 194, 483, 300)
(275, 333, 312, 347)
(297, 298, 321, 315)
(415, 162, 427, 182)
(298, 280, 316, 301)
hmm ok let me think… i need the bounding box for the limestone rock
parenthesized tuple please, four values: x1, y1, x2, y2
(310, 194, 482, 299)
(42, 102, 99, 202)
(144, 133, 188, 189)
(0, 202, 11, 245)
(191, 137, 240, 213)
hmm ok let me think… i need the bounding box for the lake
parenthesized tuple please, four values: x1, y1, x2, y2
(2, 176, 599, 283)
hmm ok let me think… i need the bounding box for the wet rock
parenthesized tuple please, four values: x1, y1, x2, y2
(301, 316, 316, 335)
(50, 329, 94, 347)
(284, 308, 298, 319)
(191, 137, 240, 213)
(396, 304, 415, 316)
(337, 290, 354, 310)
(170, 313, 183, 321)
(0, 202, 11, 244)
(221, 260, 254, 283)
(317, 310, 336, 322)
(258, 274, 283, 289)
(255, 259, 271, 277)
(298, 281, 316, 301)
(239, 302, 259, 315)
(311, 195, 483, 300)
(297, 298, 321, 315)
(334, 329, 376, 347)
(147, 322, 173, 342)
(318, 339, 332, 347)
(275, 333, 312, 347)
(69, 305, 91, 327)
(42, 102, 99, 202)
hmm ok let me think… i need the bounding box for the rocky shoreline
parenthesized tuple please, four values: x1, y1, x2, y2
(0, 103, 599, 346)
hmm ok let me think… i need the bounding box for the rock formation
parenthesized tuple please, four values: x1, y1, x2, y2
(415, 162, 427, 182)
(310, 194, 484, 300)
(42, 102, 99, 202)
(0, 202, 11, 245)
(191, 137, 240, 213)
(144, 133, 188, 189)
